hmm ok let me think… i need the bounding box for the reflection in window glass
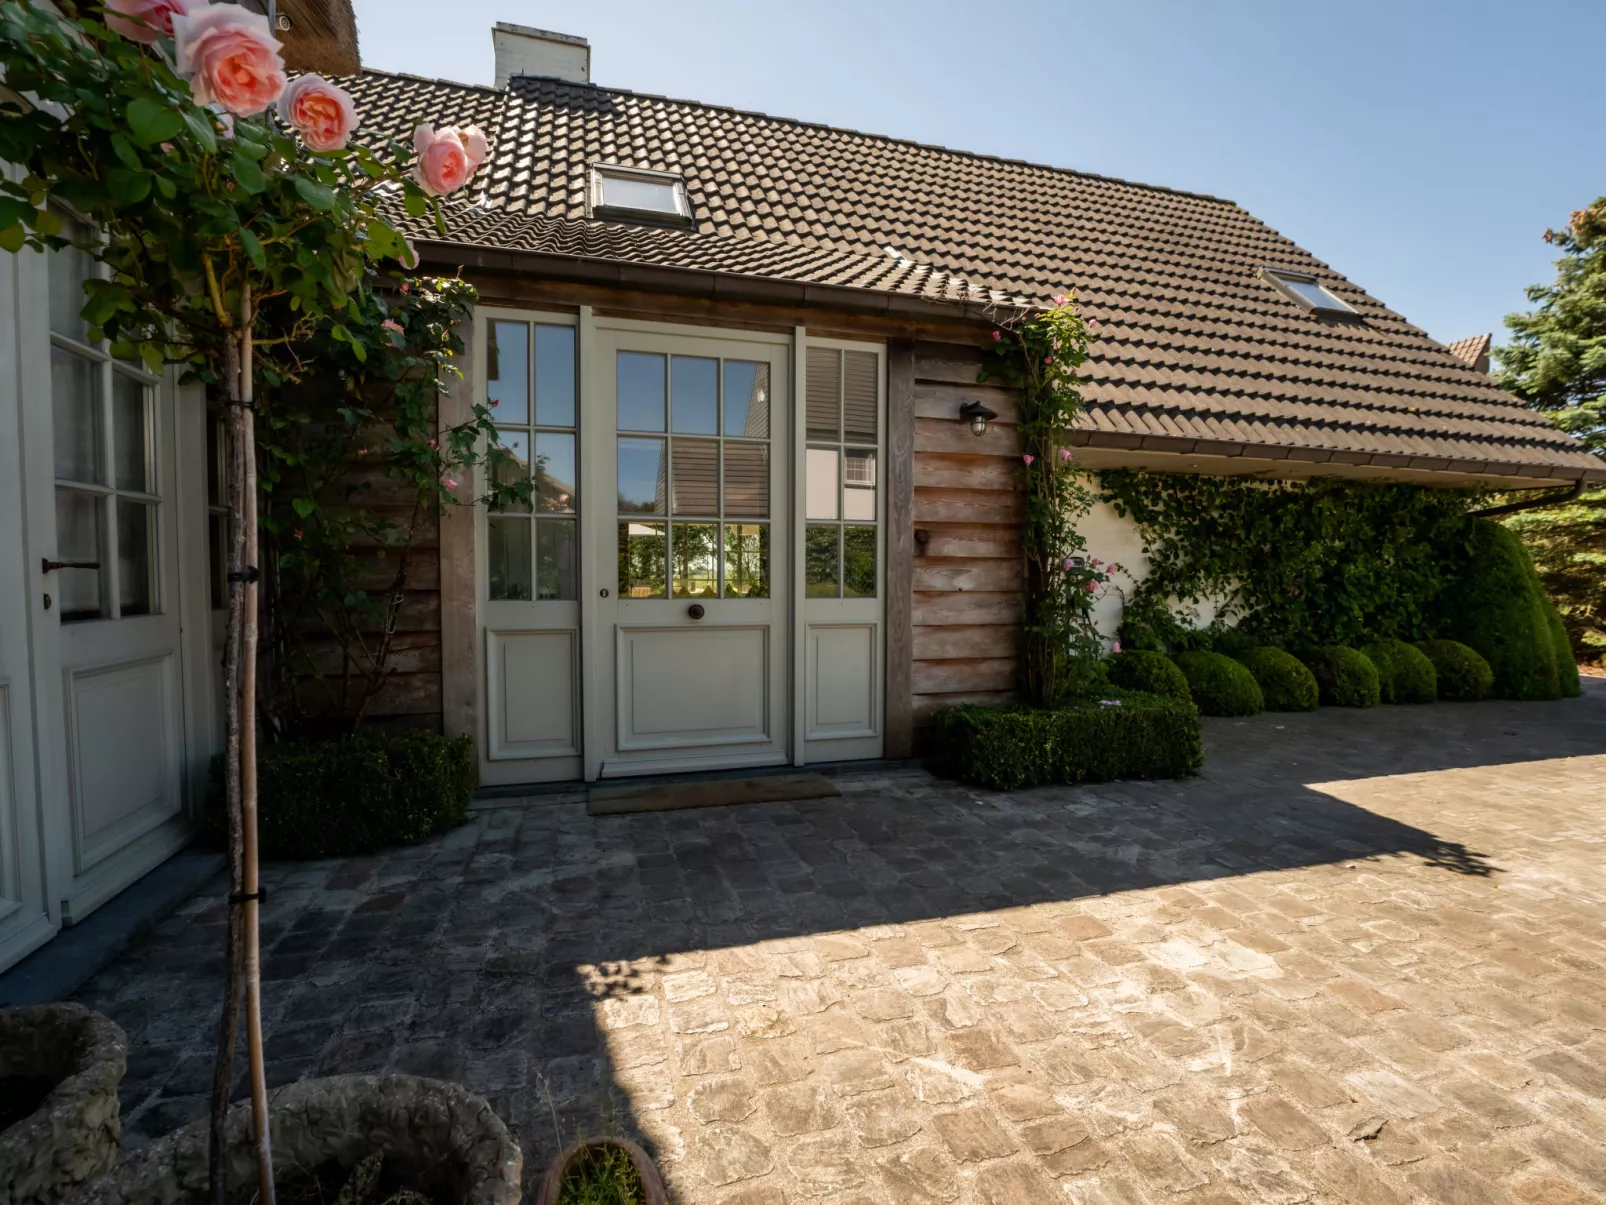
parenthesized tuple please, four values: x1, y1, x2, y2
(617, 437, 666, 514)
(617, 352, 666, 432)
(534, 431, 577, 513)
(534, 324, 576, 426)
(487, 516, 532, 600)
(805, 525, 839, 598)
(672, 523, 718, 598)
(671, 356, 718, 434)
(117, 499, 156, 615)
(724, 362, 769, 438)
(845, 448, 876, 521)
(489, 430, 531, 512)
(723, 524, 769, 598)
(51, 346, 103, 484)
(55, 488, 104, 620)
(844, 526, 877, 598)
(723, 442, 768, 518)
(671, 438, 718, 515)
(600, 173, 681, 214)
(113, 373, 150, 493)
(805, 447, 838, 520)
(536, 518, 577, 600)
(48, 225, 94, 344)
(619, 521, 667, 597)
(485, 321, 529, 424)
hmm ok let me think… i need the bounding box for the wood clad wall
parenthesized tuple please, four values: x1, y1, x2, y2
(907, 341, 1023, 725)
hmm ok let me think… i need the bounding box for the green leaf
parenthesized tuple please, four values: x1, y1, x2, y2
(403, 189, 428, 217)
(0, 224, 24, 254)
(25, 206, 60, 236)
(153, 174, 177, 200)
(231, 153, 267, 195)
(238, 226, 265, 269)
(109, 133, 143, 171)
(125, 97, 183, 147)
(181, 108, 218, 154)
(106, 168, 152, 205)
(291, 497, 317, 519)
(294, 176, 337, 212)
(140, 343, 164, 373)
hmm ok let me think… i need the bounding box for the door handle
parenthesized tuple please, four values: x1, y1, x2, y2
(687, 604, 705, 620)
(42, 558, 101, 573)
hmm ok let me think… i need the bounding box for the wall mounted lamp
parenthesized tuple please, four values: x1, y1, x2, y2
(959, 400, 998, 436)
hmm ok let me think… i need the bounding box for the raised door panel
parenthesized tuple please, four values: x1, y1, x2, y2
(807, 623, 877, 739)
(617, 624, 769, 751)
(486, 629, 579, 760)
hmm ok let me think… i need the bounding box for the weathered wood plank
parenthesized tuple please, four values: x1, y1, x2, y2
(914, 487, 1021, 525)
(913, 342, 988, 386)
(912, 658, 1018, 695)
(912, 559, 1021, 593)
(912, 689, 1016, 722)
(439, 314, 479, 741)
(300, 631, 442, 676)
(915, 417, 1022, 457)
(913, 624, 1019, 660)
(912, 382, 1020, 425)
(914, 523, 1020, 559)
(885, 338, 917, 759)
(913, 591, 1023, 626)
(914, 452, 1018, 492)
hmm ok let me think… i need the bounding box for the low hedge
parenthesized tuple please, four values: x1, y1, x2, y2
(1296, 646, 1381, 708)
(1233, 647, 1318, 711)
(1104, 650, 1192, 701)
(1416, 639, 1493, 701)
(208, 730, 476, 860)
(1171, 650, 1264, 716)
(1361, 638, 1438, 704)
(1544, 603, 1583, 699)
(929, 691, 1203, 791)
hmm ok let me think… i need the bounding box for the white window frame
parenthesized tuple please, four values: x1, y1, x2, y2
(1262, 267, 1358, 317)
(589, 163, 693, 227)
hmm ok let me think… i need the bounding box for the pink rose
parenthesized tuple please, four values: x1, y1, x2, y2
(1051, 294, 1066, 306)
(1058, 447, 1074, 462)
(105, 0, 192, 42)
(1088, 318, 1100, 329)
(1022, 454, 1035, 466)
(1112, 641, 1122, 653)
(991, 330, 1001, 341)
(279, 74, 358, 151)
(444, 477, 459, 491)
(1085, 580, 1098, 593)
(382, 319, 403, 334)
(173, 4, 286, 117)
(411, 124, 488, 196)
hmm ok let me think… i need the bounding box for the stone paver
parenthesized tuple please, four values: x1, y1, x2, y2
(79, 683, 1606, 1203)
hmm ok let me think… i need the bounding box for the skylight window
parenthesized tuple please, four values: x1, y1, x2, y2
(590, 164, 692, 226)
(1264, 269, 1357, 317)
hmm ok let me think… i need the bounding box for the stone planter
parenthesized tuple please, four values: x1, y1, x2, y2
(66, 1074, 521, 1205)
(534, 1138, 664, 1205)
(0, 1003, 128, 1205)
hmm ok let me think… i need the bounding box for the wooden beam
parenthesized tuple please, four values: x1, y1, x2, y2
(884, 339, 916, 759)
(438, 317, 479, 745)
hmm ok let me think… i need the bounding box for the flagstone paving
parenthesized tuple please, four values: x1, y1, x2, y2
(79, 682, 1606, 1204)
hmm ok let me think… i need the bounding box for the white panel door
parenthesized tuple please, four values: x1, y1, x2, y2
(590, 325, 791, 777)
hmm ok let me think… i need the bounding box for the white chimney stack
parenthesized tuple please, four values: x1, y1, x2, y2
(493, 22, 590, 87)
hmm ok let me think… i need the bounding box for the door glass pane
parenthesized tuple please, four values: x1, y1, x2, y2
(723, 524, 769, 598)
(844, 526, 877, 598)
(671, 523, 718, 599)
(671, 438, 718, 515)
(113, 372, 151, 493)
(48, 230, 94, 344)
(536, 518, 577, 600)
(617, 437, 666, 514)
(487, 515, 532, 600)
(51, 346, 104, 484)
(806, 347, 841, 440)
(117, 498, 156, 615)
(55, 487, 104, 620)
(805, 447, 838, 520)
(489, 430, 531, 513)
(805, 525, 839, 598)
(724, 361, 770, 438)
(619, 521, 666, 597)
(617, 352, 666, 432)
(670, 356, 718, 434)
(845, 448, 876, 521)
(534, 431, 577, 513)
(486, 321, 529, 424)
(723, 443, 768, 518)
(843, 350, 879, 441)
(534, 324, 575, 426)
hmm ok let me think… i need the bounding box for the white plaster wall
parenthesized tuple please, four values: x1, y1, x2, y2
(1075, 498, 1233, 643)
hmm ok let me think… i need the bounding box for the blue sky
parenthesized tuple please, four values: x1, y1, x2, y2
(352, 0, 1604, 351)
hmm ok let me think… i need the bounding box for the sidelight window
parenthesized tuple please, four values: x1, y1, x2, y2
(804, 347, 879, 598)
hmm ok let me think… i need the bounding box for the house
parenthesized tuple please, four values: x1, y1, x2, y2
(2, 17, 1600, 975)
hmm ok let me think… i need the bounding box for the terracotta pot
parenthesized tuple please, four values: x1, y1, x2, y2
(65, 1074, 521, 1205)
(0, 1003, 127, 1205)
(534, 1137, 665, 1205)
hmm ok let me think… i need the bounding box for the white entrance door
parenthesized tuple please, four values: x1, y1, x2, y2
(588, 326, 791, 777)
(37, 224, 189, 923)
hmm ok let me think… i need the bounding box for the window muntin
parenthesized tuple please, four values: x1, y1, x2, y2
(1265, 269, 1356, 316)
(591, 165, 691, 225)
(802, 348, 879, 598)
(485, 320, 578, 601)
(615, 352, 771, 599)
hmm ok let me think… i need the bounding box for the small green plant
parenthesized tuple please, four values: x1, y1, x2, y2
(1360, 638, 1439, 704)
(1296, 647, 1381, 708)
(1416, 639, 1494, 701)
(1234, 647, 1319, 711)
(1171, 651, 1264, 717)
(1104, 650, 1191, 701)
(555, 1146, 645, 1205)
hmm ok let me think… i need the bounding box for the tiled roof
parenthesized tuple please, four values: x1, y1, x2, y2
(1445, 333, 1493, 370)
(342, 69, 1604, 481)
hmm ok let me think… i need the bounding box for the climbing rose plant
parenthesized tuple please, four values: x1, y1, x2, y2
(981, 295, 1115, 706)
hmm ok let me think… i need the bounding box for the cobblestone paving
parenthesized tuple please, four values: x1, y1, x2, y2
(80, 684, 1606, 1204)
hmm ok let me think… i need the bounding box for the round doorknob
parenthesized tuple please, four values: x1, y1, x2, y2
(687, 604, 705, 620)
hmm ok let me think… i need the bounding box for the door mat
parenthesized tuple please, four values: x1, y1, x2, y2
(587, 773, 840, 816)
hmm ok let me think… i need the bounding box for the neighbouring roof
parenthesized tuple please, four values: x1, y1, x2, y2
(341, 68, 1604, 483)
(1445, 333, 1493, 373)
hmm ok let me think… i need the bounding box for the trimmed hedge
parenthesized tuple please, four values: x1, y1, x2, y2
(929, 691, 1203, 791)
(1104, 650, 1192, 701)
(1440, 521, 1564, 700)
(1171, 650, 1264, 716)
(1361, 638, 1438, 705)
(1415, 639, 1494, 701)
(1296, 646, 1381, 708)
(1544, 603, 1583, 699)
(1234, 647, 1318, 711)
(208, 730, 476, 860)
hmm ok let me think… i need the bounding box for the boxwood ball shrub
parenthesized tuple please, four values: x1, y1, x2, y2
(209, 730, 476, 859)
(1104, 650, 1192, 701)
(1233, 647, 1318, 711)
(1415, 639, 1494, 701)
(929, 692, 1203, 791)
(1296, 647, 1381, 708)
(1544, 603, 1583, 699)
(1439, 521, 1565, 700)
(1171, 650, 1264, 717)
(1361, 637, 1438, 704)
